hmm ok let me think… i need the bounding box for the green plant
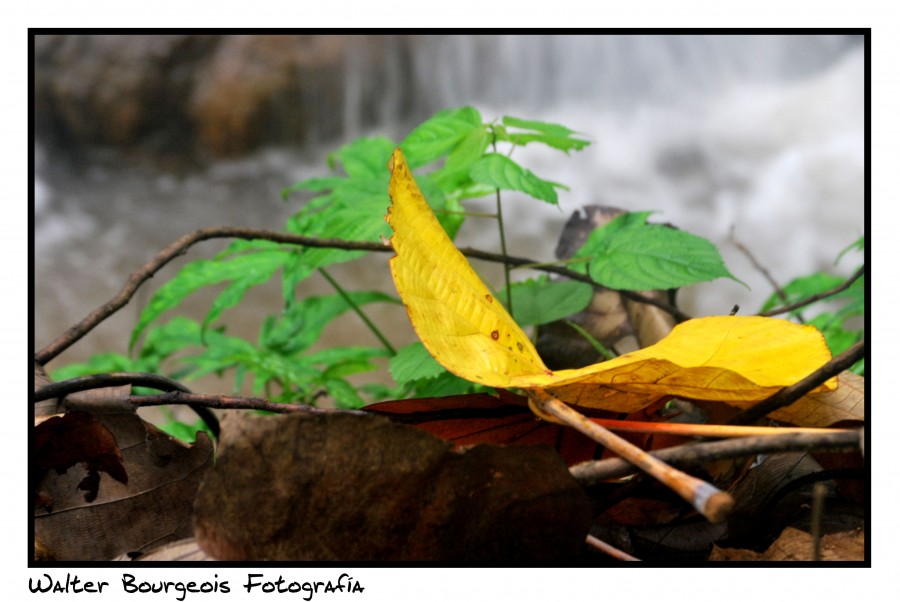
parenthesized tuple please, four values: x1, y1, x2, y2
(48, 106, 863, 438)
(758, 236, 865, 375)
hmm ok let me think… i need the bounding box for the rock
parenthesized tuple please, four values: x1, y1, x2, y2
(34, 35, 401, 159)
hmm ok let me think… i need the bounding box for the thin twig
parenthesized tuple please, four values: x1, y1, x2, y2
(318, 267, 396, 355)
(728, 339, 865, 425)
(127, 390, 368, 416)
(758, 266, 865, 318)
(730, 227, 801, 320)
(585, 534, 640, 561)
(33, 372, 220, 437)
(36, 226, 689, 365)
(570, 428, 862, 484)
(529, 389, 734, 523)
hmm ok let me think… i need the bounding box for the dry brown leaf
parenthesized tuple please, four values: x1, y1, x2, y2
(769, 371, 864, 427)
(34, 409, 213, 561)
(194, 411, 591, 562)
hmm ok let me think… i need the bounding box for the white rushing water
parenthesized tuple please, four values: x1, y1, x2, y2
(34, 35, 865, 377)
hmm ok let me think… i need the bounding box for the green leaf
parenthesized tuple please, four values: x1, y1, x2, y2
(262, 290, 396, 354)
(504, 278, 593, 326)
(389, 342, 447, 385)
(469, 153, 560, 204)
(324, 378, 366, 410)
(401, 107, 483, 168)
(130, 248, 288, 349)
(499, 116, 591, 153)
(759, 272, 845, 314)
(836, 235, 864, 265)
(574, 212, 742, 290)
(502, 116, 577, 137)
(333, 136, 397, 179)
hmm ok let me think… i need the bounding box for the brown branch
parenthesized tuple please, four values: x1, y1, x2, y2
(570, 428, 862, 484)
(758, 266, 865, 318)
(34, 372, 190, 402)
(33, 372, 220, 437)
(728, 339, 866, 425)
(36, 226, 689, 365)
(128, 390, 366, 417)
(730, 227, 800, 319)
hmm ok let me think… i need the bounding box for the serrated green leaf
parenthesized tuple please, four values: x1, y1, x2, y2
(410, 370, 484, 398)
(432, 126, 490, 191)
(575, 214, 741, 290)
(504, 278, 593, 326)
(388, 342, 447, 384)
(325, 378, 366, 409)
(501, 116, 576, 137)
(130, 249, 289, 350)
(836, 235, 864, 265)
(505, 133, 591, 152)
(469, 153, 559, 204)
(334, 136, 397, 179)
(759, 272, 846, 314)
(203, 251, 288, 331)
(401, 107, 483, 168)
(262, 290, 396, 354)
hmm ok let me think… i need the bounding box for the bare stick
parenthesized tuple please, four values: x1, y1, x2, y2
(585, 418, 852, 439)
(730, 227, 799, 318)
(36, 226, 687, 366)
(570, 428, 862, 484)
(585, 534, 640, 561)
(529, 389, 734, 523)
(759, 266, 864, 318)
(33, 372, 220, 437)
(127, 390, 367, 416)
(728, 339, 865, 425)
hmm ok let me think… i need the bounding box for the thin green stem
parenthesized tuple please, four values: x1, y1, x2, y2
(317, 268, 396, 356)
(491, 133, 514, 315)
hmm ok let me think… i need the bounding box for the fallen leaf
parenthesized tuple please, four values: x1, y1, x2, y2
(194, 412, 591, 561)
(34, 409, 213, 561)
(769, 371, 864, 427)
(385, 148, 835, 414)
(33, 410, 128, 504)
(367, 392, 603, 465)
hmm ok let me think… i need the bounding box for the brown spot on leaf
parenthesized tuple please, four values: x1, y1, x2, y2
(491, 330, 500, 340)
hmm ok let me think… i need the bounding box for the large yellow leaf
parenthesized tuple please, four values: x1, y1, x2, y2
(385, 148, 836, 414)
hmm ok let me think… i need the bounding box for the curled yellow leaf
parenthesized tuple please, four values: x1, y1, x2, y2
(385, 148, 836, 414)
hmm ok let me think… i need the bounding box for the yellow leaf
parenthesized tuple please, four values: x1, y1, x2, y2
(385, 148, 836, 413)
(769, 371, 864, 427)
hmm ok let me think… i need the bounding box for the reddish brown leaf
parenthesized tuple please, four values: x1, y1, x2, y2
(33, 410, 128, 504)
(367, 392, 604, 465)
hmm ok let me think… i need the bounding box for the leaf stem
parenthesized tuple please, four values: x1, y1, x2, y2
(317, 268, 396, 356)
(491, 133, 514, 315)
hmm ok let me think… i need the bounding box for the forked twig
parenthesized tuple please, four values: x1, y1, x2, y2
(528, 389, 734, 523)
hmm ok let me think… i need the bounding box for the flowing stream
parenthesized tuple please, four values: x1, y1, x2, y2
(34, 35, 865, 396)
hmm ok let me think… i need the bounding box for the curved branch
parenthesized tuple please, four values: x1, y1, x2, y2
(127, 390, 366, 417)
(36, 226, 689, 365)
(758, 266, 865, 318)
(34, 372, 219, 437)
